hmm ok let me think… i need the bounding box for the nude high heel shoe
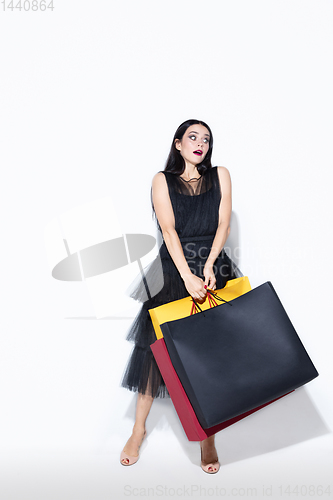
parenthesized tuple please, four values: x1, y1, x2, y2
(200, 441, 220, 474)
(120, 430, 147, 466)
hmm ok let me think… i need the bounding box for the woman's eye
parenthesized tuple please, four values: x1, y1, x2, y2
(203, 138, 209, 143)
(189, 135, 196, 140)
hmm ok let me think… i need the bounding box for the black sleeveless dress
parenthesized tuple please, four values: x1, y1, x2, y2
(121, 166, 243, 398)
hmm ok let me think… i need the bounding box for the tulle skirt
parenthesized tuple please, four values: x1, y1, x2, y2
(120, 240, 243, 399)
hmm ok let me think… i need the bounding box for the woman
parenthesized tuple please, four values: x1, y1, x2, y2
(120, 119, 242, 473)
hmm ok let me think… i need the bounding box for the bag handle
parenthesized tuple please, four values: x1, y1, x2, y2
(190, 289, 233, 316)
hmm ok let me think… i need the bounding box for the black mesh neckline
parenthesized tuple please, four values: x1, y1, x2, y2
(173, 169, 213, 196)
(179, 175, 202, 182)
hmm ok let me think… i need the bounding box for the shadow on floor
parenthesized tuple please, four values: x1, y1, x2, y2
(123, 386, 330, 466)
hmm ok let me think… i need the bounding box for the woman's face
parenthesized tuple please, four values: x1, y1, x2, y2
(175, 123, 211, 167)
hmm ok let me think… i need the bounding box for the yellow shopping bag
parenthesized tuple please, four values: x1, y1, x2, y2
(149, 276, 251, 340)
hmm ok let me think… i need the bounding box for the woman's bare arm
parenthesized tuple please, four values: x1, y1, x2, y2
(203, 166, 232, 289)
(152, 172, 207, 300)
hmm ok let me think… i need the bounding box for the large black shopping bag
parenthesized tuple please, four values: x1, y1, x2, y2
(161, 281, 319, 429)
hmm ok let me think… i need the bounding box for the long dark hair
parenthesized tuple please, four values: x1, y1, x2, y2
(164, 119, 214, 175)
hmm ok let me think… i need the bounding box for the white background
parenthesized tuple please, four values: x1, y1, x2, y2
(0, 1, 332, 499)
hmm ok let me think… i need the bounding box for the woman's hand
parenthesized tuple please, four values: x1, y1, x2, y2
(203, 264, 216, 291)
(182, 272, 207, 301)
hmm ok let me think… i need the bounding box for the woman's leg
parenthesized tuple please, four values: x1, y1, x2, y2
(200, 434, 219, 472)
(120, 391, 154, 463)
